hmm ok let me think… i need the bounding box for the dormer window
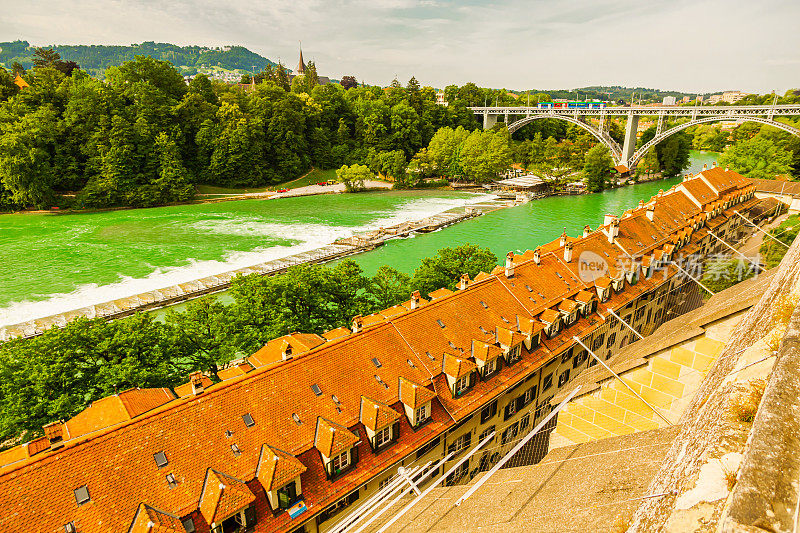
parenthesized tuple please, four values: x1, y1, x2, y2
(507, 345, 521, 364)
(454, 374, 470, 396)
(483, 357, 497, 377)
(375, 426, 392, 448)
(331, 450, 350, 472)
(414, 404, 429, 426)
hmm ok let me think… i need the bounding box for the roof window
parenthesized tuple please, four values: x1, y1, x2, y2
(73, 485, 90, 506)
(242, 413, 255, 427)
(448, 341, 456, 349)
(292, 413, 302, 425)
(426, 351, 435, 361)
(311, 384, 322, 396)
(153, 451, 168, 468)
(231, 443, 241, 457)
(64, 522, 76, 533)
(407, 359, 416, 368)
(166, 473, 178, 488)
(332, 394, 341, 405)
(480, 300, 488, 308)
(372, 357, 382, 368)
(437, 319, 445, 328)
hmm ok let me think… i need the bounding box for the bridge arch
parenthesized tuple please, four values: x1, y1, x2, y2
(506, 114, 623, 161)
(629, 116, 800, 169)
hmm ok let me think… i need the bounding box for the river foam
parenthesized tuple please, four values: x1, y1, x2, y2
(0, 192, 498, 327)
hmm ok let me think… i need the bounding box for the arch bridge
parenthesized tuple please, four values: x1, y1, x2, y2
(471, 104, 800, 169)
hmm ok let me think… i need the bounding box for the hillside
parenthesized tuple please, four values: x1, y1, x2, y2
(0, 40, 276, 77)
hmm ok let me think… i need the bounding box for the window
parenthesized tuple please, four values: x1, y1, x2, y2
(606, 333, 616, 349)
(317, 491, 360, 524)
(230, 443, 241, 456)
(561, 347, 573, 364)
(479, 425, 495, 442)
(531, 333, 541, 348)
(375, 426, 392, 448)
(437, 319, 445, 328)
(542, 373, 553, 391)
(277, 480, 299, 509)
(242, 413, 255, 427)
(332, 450, 350, 473)
(501, 422, 519, 445)
(483, 358, 497, 377)
(73, 485, 90, 506)
(522, 386, 536, 406)
(182, 518, 196, 533)
(414, 404, 429, 426)
(166, 473, 178, 488)
(371, 357, 382, 368)
(153, 451, 168, 468)
(558, 369, 571, 387)
(592, 334, 605, 351)
(572, 350, 587, 369)
(519, 413, 530, 432)
(311, 384, 322, 396)
(447, 432, 472, 456)
(507, 345, 521, 364)
(416, 437, 441, 459)
(454, 374, 470, 396)
(635, 307, 645, 322)
(445, 462, 469, 486)
(480, 400, 498, 424)
(503, 399, 518, 420)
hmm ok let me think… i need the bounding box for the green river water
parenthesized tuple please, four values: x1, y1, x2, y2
(0, 151, 720, 325)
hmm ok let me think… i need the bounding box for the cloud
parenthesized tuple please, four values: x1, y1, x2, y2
(5, 0, 799, 92)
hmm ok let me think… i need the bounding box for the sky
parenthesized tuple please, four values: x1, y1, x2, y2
(2, 0, 799, 93)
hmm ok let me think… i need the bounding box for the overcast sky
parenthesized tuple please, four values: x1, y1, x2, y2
(3, 0, 798, 93)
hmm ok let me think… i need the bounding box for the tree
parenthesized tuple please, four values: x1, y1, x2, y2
(370, 266, 412, 309)
(458, 129, 512, 183)
(336, 163, 373, 191)
(340, 76, 358, 90)
(656, 132, 691, 176)
(584, 144, 613, 192)
(700, 257, 755, 295)
(719, 136, 792, 180)
(412, 244, 498, 296)
(240, 74, 252, 84)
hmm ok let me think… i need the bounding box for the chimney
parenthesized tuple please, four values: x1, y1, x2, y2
(583, 225, 591, 237)
(190, 372, 205, 395)
(559, 229, 567, 247)
(608, 217, 619, 244)
(683, 173, 691, 182)
(533, 247, 541, 265)
(42, 421, 67, 449)
(703, 164, 708, 171)
(604, 214, 615, 226)
(646, 204, 655, 221)
(712, 161, 717, 168)
(505, 252, 515, 278)
(458, 274, 470, 290)
(563, 242, 573, 262)
(410, 291, 420, 309)
(638, 200, 645, 208)
(352, 315, 363, 333)
(657, 189, 664, 197)
(725, 166, 729, 171)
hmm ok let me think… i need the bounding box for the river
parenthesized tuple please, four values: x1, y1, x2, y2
(0, 150, 720, 326)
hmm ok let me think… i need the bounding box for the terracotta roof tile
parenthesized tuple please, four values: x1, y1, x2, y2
(128, 503, 184, 533)
(428, 288, 454, 300)
(314, 418, 360, 458)
(66, 388, 175, 438)
(249, 333, 326, 367)
(359, 397, 401, 432)
(199, 469, 256, 526)
(174, 374, 213, 398)
(217, 361, 256, 381)
(471, 340, 502, 362)
(442, 353, 478, 379)
(322, 327, 351, 341)
(256, 445, 307, 492)
(539, 308, 560, 324)
(398, 377, 437, 409)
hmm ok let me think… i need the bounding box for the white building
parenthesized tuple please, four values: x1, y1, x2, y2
(662, 96, 677, 106)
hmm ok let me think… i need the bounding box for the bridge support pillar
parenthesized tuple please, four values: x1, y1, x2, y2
(483, 113, 498, 130)
(621, 114, 640, 167)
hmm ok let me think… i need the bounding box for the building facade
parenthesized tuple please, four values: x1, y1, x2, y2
(0, 169, 760, 533)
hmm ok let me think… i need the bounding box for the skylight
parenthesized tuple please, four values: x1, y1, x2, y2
(231, 443, 241, 456)
(332, 394, 341, 404)
(426, 351, 435, 360)
(153, 451, 168, 468)
(371, 357, 382, 368)
(448, 341, 456, 348)
(73, 485, 90, 506)
(292, 413, 302, 425)
(311, 384, 322, 396)
(480, 301, 488, 308)
(407, 359, 416, 368)
(166, 473, 177, 488)
(437, 319, 445, 328)
(242, 413, 255, 427)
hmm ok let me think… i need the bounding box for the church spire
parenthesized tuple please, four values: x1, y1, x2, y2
(296, 41, 306, 75)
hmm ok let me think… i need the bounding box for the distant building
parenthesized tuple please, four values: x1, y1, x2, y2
(662, 96, 677, 106)
(708, 94, 723, 104)
(722, 90, 749, 104)
(436, 91, 447, 106)
(681, 96, 691, 103)
(289, 45, 331, 86)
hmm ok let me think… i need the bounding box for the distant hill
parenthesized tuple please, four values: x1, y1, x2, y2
(0, 40, 276, 77)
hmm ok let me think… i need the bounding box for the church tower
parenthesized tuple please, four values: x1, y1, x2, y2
(296, 43, 306, 76)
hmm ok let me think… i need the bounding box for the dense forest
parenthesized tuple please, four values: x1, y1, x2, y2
(0, 40, 275, 77)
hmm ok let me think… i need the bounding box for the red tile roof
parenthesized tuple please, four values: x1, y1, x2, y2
(218, 361, 256, 381)
(249, 333, 326, 367)
(199, 469, 256, 526)
(398, 377, 437, 409)
(359, 397, 401, 432)
(471, 340, 502, 362)
(66, 388, 175, 438)
(442, 353, 478, 379)
(314, 418, 359, 458)
(128, 503, 185, 533)
(256, 445, 307, 491)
